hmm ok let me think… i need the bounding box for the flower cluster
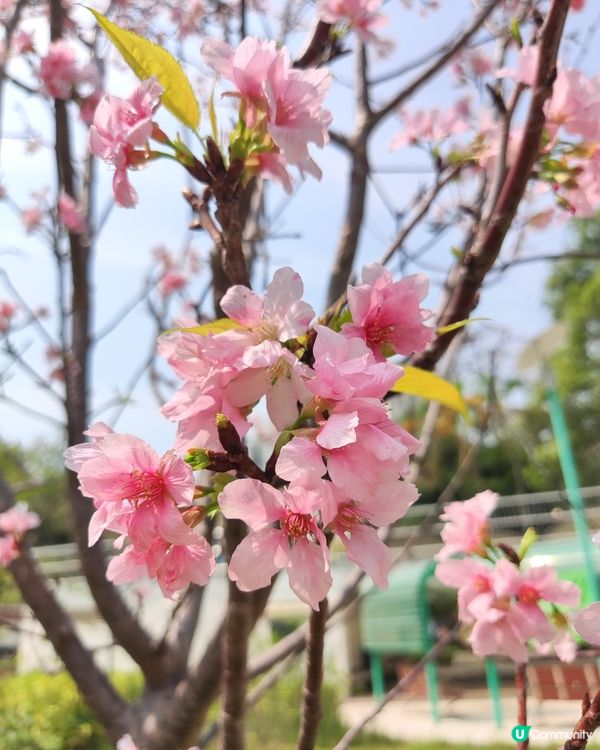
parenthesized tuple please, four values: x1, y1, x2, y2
(0, 503, 40, 566)
(64, 423, 215, 598)
(435, 493, 580, 663)
(67, 264, 433, 607)
(202, 36, 332, 187)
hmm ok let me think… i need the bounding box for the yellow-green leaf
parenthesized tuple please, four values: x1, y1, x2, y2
(161, 319, 241, 336)
(437, 317, 489, 336)
(90, 9, 200, 131)
(391, 365, 469, 419)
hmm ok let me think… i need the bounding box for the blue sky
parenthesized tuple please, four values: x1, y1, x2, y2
(0, 0, 599, 452)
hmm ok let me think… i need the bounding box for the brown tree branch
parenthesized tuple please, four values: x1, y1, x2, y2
(516, 663, 529, 750)
(371, 0, 505, 128)
(564, 688, 600, 750)
(412, 0, 571, 373)
(296, 598, 328, 750)
(221, 521, 252, 750)
(49, 0, 173, 687)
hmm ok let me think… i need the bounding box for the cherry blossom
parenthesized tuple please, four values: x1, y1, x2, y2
(342, 264, 434, 359)
(58, 191, 86, 234)
(318, 0, 387, 43)
(436, 490, 498, 560)
(219, 478, 332, 610)
(39, 40, 97, 100)
(90, 78, 164, 207)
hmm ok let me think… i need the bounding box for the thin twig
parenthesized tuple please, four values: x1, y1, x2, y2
(332, 628, 456, 750)
(516, 663, 528, 750)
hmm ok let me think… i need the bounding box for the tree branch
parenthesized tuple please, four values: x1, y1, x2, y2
(371, 0, 504, 128)
(412, 0, 571, 373)
(297, 598, 328, 750)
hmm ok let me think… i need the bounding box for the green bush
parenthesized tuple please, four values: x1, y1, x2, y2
(0, 668, 391, 749)
(0, 671, 141, 750)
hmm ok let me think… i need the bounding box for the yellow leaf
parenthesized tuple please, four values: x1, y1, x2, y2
(90, 9, 200, 131)
(161, 318, 242, 336)
(437, 317, 489, 336)
(391, 366, 469, 419)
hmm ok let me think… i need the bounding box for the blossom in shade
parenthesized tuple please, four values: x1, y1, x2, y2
(342, 264, 434, 359)
(436, 490, 498, 560)
(219, 478, 332, 609)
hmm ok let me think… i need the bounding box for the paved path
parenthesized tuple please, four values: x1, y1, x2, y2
(340, 695, 600, 746)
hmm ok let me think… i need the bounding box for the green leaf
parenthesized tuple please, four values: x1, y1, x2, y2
(436, 317, 489, 336)
(391, 365, 469, 419)
(518, 527, 538, 560)
(510, 17, 523, 46)
(89, 9, 200, 130)
(161, 318, 242, 336)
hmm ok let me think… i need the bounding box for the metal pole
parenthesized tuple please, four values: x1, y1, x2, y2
(546, 386, 600, 602)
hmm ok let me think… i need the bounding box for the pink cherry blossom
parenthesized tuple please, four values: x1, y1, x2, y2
(224, 340, 312, 430)
(437, 556, 580, 663)
(436, 490, 498, 560)
(0, 503, 40, 535)
(276, 398, 420, 501)
(202, 37, 332, 179)
(202, 37, 278, 128)
(307, 326, 403, 400)
(574, 601, 600, 645)
(90, 78, 163, 208)
(0, 536, 18, 566)
(318, 0, 387, 43)
(219, 478, 332, 609)
(58, 191, 86, 234)
(221, 266, 315, 341)
(264, 49, 332, 177)
(496, 45, 539, 87)
(342, 264, 434, 358)
(320, 478, 418, 586)
(21, 206, 43, 233)
(0, 301, 18, 332)
(390, 98, 471, 149)
(159, 271, 187, 298)
(39, 40, 97, 100)
(546, 69, 600, 141)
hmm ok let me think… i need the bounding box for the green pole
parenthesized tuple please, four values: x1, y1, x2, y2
(546, 387, 600, 602)
(484, 658, 504, 728)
